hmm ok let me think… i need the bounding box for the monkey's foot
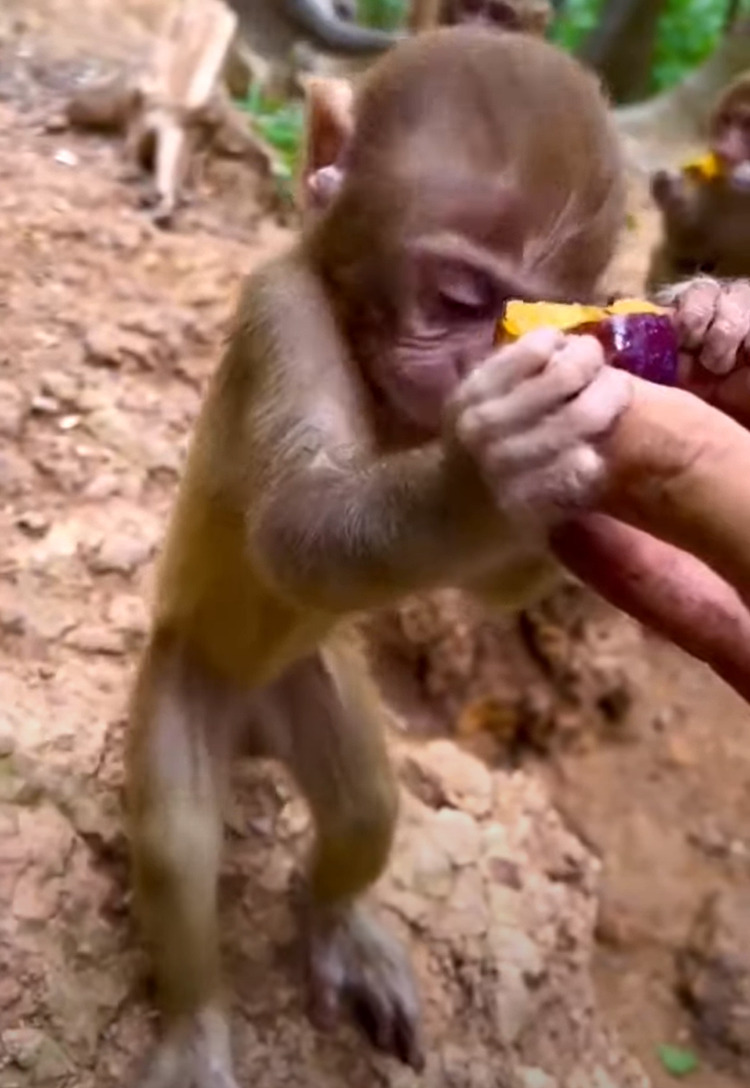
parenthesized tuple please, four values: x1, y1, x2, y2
(136, 1007, 239, 1088)
(306, 905, 424, 1070)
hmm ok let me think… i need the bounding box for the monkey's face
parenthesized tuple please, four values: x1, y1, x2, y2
(454, 0, 521, 29)
(303, 32, 623, 433)
(374, 234, 511, 432)
(451, 0, 550, 35)
(712, 105, 750, 174)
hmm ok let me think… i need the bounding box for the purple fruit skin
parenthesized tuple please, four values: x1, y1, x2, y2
(577, 313, 679, 386)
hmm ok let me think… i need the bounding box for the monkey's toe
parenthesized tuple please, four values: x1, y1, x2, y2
(306, 907, 424, 1070)
(351, 987, 425, 1071)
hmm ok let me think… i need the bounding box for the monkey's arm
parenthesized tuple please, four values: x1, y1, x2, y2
(252, 444, 502, 613)
(223, 260, 504, 614)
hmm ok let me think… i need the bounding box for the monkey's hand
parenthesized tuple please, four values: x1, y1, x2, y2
(650, 168, 685, 210)
(448, 327, 631, 522)
(662, 277, 750, 425)
(306, 904, 424, 1071)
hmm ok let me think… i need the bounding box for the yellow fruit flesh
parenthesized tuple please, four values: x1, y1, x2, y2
(499, 297, 666, 343)
(680, 151, 722, 181)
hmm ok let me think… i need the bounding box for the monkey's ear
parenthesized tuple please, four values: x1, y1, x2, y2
(298, 76, 355, 214)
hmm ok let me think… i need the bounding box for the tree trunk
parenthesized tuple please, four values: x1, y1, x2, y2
(580, 0, 666, 104)
(615, 15, 750, 149)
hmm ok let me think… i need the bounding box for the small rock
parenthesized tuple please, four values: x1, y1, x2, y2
(0, 604, 25, 637)
(0, 735, 16, 759)
(64, 624, 126, 656)
(401, 740, 494, 819)
(519, 1068, 556, 1088)
(54, 148, 79, 167)
(86, 530, 156, 576)
(44, 114, 69, 133)
(663, 734, 696, 769)
(0, 381, 28, 439)
(83, 472, 121, 501)
(84, 324, 155, 369)
(30, 393, 60, 416)
(39, 369, 80, 405)
(16, 510, 50, 539)
(678, 888, 750, 1062)
(0, 978, 21, 1009)
(107, 593, 149, 638)
(1, 1027, 71, 1078)
(0, 449, 36, 497)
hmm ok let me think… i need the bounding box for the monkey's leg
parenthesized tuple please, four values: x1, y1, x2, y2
(271, 641, 424, 1070)
(127, 637, 242, 1088)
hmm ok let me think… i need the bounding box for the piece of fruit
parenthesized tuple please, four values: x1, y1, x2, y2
(680, 151, 722, 182)
(498, 299, 679, 386)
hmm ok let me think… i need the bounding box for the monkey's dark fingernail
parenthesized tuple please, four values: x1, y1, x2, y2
(394, 1012, 422, 1069)
(351, 992, 394, 1053)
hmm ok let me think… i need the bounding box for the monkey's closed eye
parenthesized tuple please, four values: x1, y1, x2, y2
(436, 272, 500, 321)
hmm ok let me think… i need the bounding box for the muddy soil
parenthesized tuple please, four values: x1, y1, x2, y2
(0, 4, 748, 1087)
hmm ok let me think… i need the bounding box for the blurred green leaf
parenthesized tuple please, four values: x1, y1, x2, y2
(551, 0, 728, 95)
(236, 86, 306, 203)
(357, 0, 409, 29)
(658, 1044, 700, 1077)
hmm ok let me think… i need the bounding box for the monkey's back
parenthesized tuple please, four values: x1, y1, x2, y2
(150, 419, 332, 691)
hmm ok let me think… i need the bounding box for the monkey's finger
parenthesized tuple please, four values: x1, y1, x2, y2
(349, 985, 394, 1054)
(671, 277, 721, 352)
(450, 332, 596, 448)
(699, 280, 750, 375)
(452, 327, 565, 412)
(501, 445, 606, 516)
(393, 1005, 425, 1071)
(456, 334, 605, 450)
(481, 367, 630, 476)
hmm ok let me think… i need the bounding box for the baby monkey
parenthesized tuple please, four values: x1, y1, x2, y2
(647, 73, 750, 287)
(127, 28, 629, 1087)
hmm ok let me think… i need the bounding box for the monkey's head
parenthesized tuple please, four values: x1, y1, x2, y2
(302, 28, 625, 433)
(447, 0, 552, 36)
(710, 74, 750, 176)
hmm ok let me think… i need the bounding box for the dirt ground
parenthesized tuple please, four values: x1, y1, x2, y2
(0, 3, 749, 1087)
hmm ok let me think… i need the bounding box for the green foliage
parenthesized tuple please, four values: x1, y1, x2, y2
(551, 0, 729, 94)
(237, 85, 306, 206)
(357, 0, 409, 28)
(550, 0, 604, 53)
(651, 0, 727, 92)
(657, 1044, 700, 1077)
(233, 0, 731, 197)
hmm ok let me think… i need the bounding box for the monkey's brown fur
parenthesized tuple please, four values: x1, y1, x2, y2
(410, 0, 553, 35)
(647, 72, 750, 288)
(127, 28, 627, 1088)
